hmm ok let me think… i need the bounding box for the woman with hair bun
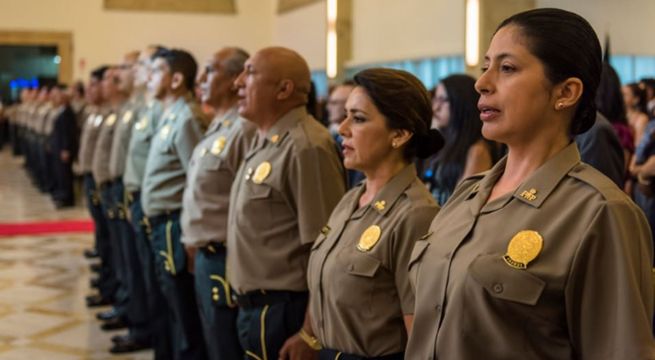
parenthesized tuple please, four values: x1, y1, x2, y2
(305, 68, 443, 359)
(407, 8, 654, 359)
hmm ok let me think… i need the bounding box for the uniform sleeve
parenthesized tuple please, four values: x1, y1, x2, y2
(565, 200, 655, 359)
(289, 144, 346, 245)
(392, 203, 439, 314)
(175, 116, 203, 171)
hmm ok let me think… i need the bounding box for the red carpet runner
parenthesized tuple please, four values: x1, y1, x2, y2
(0, 219, 95, 237)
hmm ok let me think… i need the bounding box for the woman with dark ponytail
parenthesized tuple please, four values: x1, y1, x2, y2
(306, 68, 443, 359)
(407, 8, 654, 359)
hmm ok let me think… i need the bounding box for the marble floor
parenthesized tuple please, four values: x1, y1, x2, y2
(0, 148, 152, 359)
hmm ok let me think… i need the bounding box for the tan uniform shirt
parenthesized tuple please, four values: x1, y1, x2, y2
(308, 164, 438, 357)
(77, 105, 104, 174)
(141, 96, 204, 217)
(123, 100, 163, 193)
(92, 105, 121, 185)
(109, 95, 144, 179)
(406, 143, 655, 360)
(180, 107, 256, 247)
(227, 106, 346, 294)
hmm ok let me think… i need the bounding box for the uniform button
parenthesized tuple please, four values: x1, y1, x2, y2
(492, 283, 504, 294)
(436, 304, 442, 312)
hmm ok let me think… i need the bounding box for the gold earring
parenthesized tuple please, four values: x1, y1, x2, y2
(392, 141, 398, 148)
(557, 102, 564, 110)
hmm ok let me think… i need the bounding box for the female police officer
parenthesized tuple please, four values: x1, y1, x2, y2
(305, 68, 443, 359)
(406, 8, 654, 359)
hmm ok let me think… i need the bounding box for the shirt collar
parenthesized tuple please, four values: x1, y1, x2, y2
(467, 142, 581, 214)
(265, 106, 307, 147)
(351, 164, 418, 219)
(206, 106, 239, 134)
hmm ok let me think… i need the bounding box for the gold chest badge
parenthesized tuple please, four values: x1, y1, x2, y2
(160, 124, 171, 140)
(252, 161, 272, 184)
(211, 136, 226, 155)
(503, 230, 543, 270)
(135, 116, 148, 131)
(357, 225, 381, 252)
(122, 110, 133, 124)
(94, 115, 104, 127)
(105, 114, 117, 127)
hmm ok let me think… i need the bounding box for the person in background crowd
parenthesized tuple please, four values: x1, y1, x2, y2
(422, 74, 498, 205)
(595, 63, 633, 191)
(624, 82, 650, 147)
(48, 84, 78, 208)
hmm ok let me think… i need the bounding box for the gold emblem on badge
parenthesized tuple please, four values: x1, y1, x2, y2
(135, 116, 148, 130)
(252, 161, 272, 184)
(105, 114, 117, 127)
(357, 225, 381, 252)
(503, 230, 543, 269)
(122, 110, 133, 124)
(211, 136, 226, 155)
(160, 125, 171, 139)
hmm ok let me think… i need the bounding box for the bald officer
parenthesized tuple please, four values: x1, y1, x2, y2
(141, 48, 206, 359)
(228, 47, 346, 359)
(180, 47, 254, 360)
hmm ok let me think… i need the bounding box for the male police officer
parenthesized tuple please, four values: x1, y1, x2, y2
(181, 47, 253, 360)
(141, 48, 206, 359)
(228, 47, 346, 359)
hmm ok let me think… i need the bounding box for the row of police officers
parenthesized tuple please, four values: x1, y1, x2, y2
(11, 7, 655, 359)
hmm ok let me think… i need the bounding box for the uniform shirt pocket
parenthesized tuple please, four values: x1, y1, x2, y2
(202, 154, 223, 171)
(247, 183, 272, 200)
(469, 254, 545, 306)
(347, 254, 381, 277)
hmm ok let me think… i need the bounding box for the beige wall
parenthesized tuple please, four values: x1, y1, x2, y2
(273, 0, 326, 69)
(350, 0, 464, 66)
(536, 0, 655, 55)
(0, 0, 275, 81)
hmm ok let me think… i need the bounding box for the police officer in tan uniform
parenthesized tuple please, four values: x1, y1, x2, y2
(228, 47, 346, 359)
(180, 46, 254, 360)
(92, 64, 133, 331)
(122, 46, 171, 359)
(406, 9, 655, 359)
(141, 48, 207, 359)
(307, 68, 443, 360)
(79, 66, 117, 308)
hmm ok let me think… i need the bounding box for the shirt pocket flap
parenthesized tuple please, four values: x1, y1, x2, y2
(248, 184, 272, 200)
(347, 255, 381, 278)
(408, 240, 430, 270)
(203, 155, 223, 171)
(469, 254, 545, 306)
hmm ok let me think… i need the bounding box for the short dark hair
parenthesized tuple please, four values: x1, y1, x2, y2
(498, 8, 602, 135)
(353, 68, 444, 160)
(154, 48, 198, 92)
(90, 65, 109, 82)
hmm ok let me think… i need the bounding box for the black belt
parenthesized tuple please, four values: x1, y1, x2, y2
(320, 349, 404, 360)
(147, 209, 181, 227)
(234, 290, 308, 309)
